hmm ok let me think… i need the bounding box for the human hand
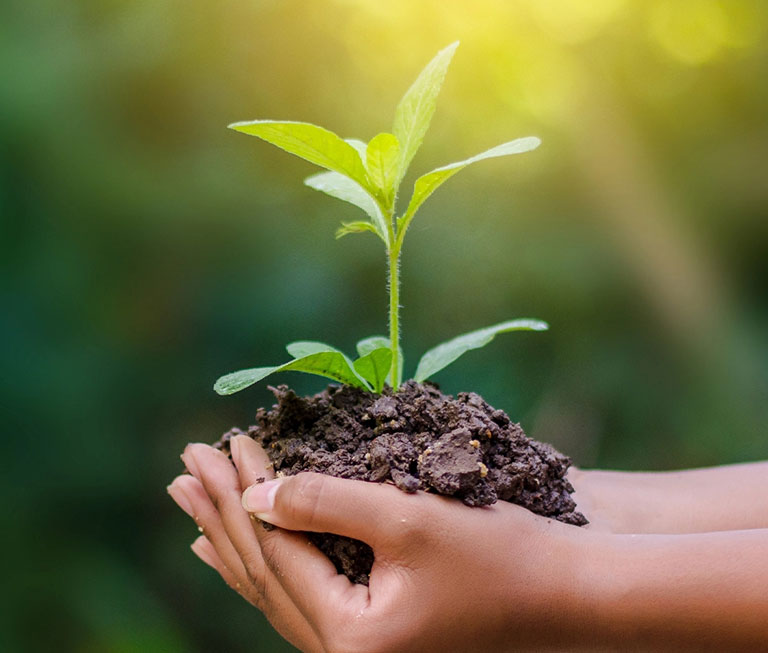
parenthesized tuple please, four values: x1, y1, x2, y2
(568, 462, 768, 534)
(168, 437, 598, 652)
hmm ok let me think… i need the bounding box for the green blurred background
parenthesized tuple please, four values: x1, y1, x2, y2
(2, 0, 767, 650)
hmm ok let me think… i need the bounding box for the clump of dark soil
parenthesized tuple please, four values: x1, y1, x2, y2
(215, 381, 587, 585)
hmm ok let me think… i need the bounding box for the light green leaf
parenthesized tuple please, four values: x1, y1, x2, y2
(285, 341, 369, 387)
(345, 138, 368, 158)
(397, 137, 541, 242)
(214, 350, 371, 395)
(356, 335, 404, 387)
(393, 41, 459, 185)
(214, 366, 280, 395)
(414, 318, 549, 382)
(365, 132, 400, 206)
(228, 120, 372, 191)
(304, 171, 388, 242)
(285, 341, 340, 358)
(335, 221, 380, 239)
(353, 347, 393, 393)
(355, 335, 391, 357)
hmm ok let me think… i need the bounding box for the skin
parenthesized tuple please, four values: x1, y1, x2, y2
(168, 440, 768, 652)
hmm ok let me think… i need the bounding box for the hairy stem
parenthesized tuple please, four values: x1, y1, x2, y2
(388, 243, 401, 390)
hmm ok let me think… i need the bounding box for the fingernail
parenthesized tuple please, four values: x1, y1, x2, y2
(242, 480, 280, 516)
(191, 538, 216, 567)
(168, 482, 194, 516)
(182, 449, 201, 477)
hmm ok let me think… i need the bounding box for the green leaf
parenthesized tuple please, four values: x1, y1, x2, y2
(285, 340, 370, 387)
(304, 171, 388, 242)
(355, 335, 404, 387)
(355, 335, 391, 357)
(414, 318, 549, 382)
(353, 347, 393, 393)
(228, 120, 372, 192)
(214, 366, 280, 395)
(393, 41, 459, 185)
(345, 138, 368, 158)
(365, 132, 400, 206)
(397, 137, 541, 242)
(214, 350, 371, 395)
(285, 340, 340, 358)
(335, 221, 381, 239)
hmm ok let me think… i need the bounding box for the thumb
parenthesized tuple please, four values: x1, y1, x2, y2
(242, 472, 419, 546)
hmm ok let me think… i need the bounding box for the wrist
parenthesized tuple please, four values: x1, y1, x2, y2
(568, 529, 632, 649)
(508, 522, 619, 649)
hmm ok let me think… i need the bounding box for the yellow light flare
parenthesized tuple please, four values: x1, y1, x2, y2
(527, 0, 628, 44)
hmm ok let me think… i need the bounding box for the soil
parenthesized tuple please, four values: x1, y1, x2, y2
(214, 380, 587, 585)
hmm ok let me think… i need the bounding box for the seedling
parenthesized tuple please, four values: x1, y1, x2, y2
(215, 42, 546, 396)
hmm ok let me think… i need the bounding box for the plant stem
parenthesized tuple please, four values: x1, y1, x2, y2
(388, 241, 401, 390)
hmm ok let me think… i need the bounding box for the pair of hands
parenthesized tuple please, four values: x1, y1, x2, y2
(168, 438, 598, 652)
(168, 440, 768, 651)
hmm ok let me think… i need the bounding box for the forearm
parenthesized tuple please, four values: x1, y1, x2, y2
(585, 528, 768, 650)
(570, 462, 768, 534)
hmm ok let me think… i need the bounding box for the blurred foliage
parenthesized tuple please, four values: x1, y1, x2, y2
(1, 0, 767, 650)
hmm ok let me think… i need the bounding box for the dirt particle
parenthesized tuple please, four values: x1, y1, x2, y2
(478, 462, 488, 478)
(470, 439, 480, 449)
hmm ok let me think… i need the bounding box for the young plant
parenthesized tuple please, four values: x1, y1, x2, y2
(215, 42, 546, 396)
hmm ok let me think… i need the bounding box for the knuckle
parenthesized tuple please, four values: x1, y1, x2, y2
(239, 549, 266, 591)
(387, 502, 429, 544)
(259, 532, 282, 573)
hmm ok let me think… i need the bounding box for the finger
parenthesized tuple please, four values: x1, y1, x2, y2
(231, 435, 351, 584)
(228, 435, 275, 538)
(169, 474, 262, 606)
(184, 443, 325, 650)
(229, 434, 275, 484)
(241, 471, 427, 547)
(191, 535, 253, 603)
(231, 436, 366, 634)
(182, 444, 275, 592)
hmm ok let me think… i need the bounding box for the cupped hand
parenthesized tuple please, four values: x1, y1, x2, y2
(168, 437, 600, 652)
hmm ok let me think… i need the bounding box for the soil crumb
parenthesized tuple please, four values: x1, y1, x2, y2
(215, 381, 586, 585)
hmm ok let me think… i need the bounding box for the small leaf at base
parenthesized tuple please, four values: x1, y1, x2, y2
(355, 335, 390, 357)
(356, 335, 404, 387)
(353, 347, 393, 393)
(414, 319, 549, 382)
(214, 349, 371, 395)
(285, 341, 341, 358)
